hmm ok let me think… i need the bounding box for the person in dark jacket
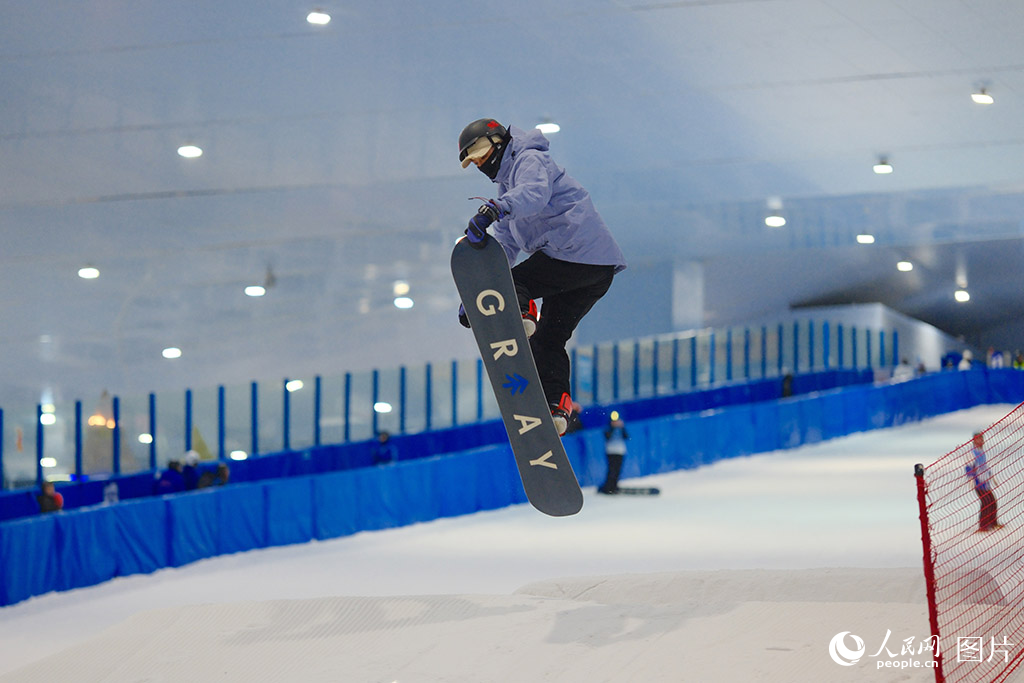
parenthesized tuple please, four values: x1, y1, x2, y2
(155, 460, 185, 495)
(599, 411, 629, 494)
(458, 118, 626, 436)
(372, 431, 398, 466)
(966, 431, 1001, 531)
(37, 481, 64, 513)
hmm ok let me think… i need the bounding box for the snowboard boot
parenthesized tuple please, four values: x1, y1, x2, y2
(550, 392, 573, 436)
(522, 299, 539, 338)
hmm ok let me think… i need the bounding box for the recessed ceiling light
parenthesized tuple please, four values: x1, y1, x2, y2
(896, 261, 913, 272)
(78, 266, 100, 279)
(765, 215, 786, 228)
(230, 450, 249, 461)
(177, 145, 203, 158)
(307, 10, 331, 25)
(373, 401, 393, 414)
(286, 379, 304, 392)
(394, 296, 414, 309)
(138, 433, 154, 444)
(40, 457, 57, 468)
(856, 234, 875, 244)
(535, 122, 560, 134)
(873, 158, 893, 174)
(162, 347, 182, 359)
(393, 280, 410, 296)
(954, 289, 970, 302)
(971, 88, 994, 105)
(39, 413, 56, 426)
(245, 285, 266, 297)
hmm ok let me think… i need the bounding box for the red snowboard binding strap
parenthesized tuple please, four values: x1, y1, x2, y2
(551, 392, 573, 436)
(522, 299, 539, 337)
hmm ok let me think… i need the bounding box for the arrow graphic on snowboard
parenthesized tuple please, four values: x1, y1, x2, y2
(451, 236, 583, 517)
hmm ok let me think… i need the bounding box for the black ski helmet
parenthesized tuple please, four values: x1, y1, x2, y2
(458, 118, 509, 164)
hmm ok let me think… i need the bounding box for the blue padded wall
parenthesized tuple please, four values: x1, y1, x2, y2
(2, 369, 1021, 607)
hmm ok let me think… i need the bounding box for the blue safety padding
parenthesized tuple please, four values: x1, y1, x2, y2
(0, 491, 37, 521)
(3, 369, 1024, 607)
(312, 471, 360, 540)
(111, 497, 168, 576)
(216, 482, 267, 554)
(0, 515, 58, 605)
(166, 491, 219, 568)
(55, 506, 118, 591)
(264, 477, 314, 546)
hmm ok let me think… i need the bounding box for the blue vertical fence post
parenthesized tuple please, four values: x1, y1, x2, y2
(424, 364, 433, 432)
(726, 329, 733, 382)
(35, 404, 43, 486)
(314, 376, 322, 447)
(343, 372, 352, 443)
(743, 328, 751, 380)
(75, 400, 83, 479)
(892, 330, 899, 366)
(570, 348, 578, 400)
(761, 326, 767, 378)
(879, 330, 886, 368)
(851, 327, 858, 369)
(148, 393, 156, 470)
(612, 344, 620, 401)
(792, 322, 800, 374)
(809, 321, 815, 370)
(690, 336, 698, 388)
(591, 344, 600, 404)
(475, 359, 483, 422)
(652, 339, 660, 395)
(867, 329, 873, 368)
(632, 341, 640, 398)
(823, 321, 830, 370)
(185, 389, 193, 452)
(112, 396, 121, 474)
(399, 366, 408, 434)
(251, 381, 259, 456)
(672, 337, 680, 392)
(218, 385, 226, 459)
(282, 379, 291, 451)
(451, 360, 458, 426)
(709, 332, 716, 385)
(0, 409, 4, 488)
(777, 324, 784, 375)
(371, 370, 379, 436)
(837, 324, 844, 368)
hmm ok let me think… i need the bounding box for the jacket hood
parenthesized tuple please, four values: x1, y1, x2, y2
(509, 125, 550, 154)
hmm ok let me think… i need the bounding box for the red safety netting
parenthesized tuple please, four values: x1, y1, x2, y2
(918, 402, 1024, 683)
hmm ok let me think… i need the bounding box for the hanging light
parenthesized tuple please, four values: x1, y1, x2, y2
(873, 157, 893, 174)
(306, 9, 331, 25)
(856, 234, 875, 244)
(177, 145, 203, 159)
(971, 88, 994, 105)
(954, 290, 970, 303)
(896, 261, 913, 272)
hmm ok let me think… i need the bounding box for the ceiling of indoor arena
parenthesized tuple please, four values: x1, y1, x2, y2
(3, 0, 1024, 406)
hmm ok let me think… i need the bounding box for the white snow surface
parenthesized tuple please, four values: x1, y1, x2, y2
(0, 404, 1017, 682)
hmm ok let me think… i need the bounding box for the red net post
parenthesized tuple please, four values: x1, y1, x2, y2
(918, 403, 1024, 683)
(917, 463, 946, 682)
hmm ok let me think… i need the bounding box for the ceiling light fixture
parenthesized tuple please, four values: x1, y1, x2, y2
(177, 145, 203, 159)
(393, 280, 410, 296)
(78, 266, 100, 279)
(896, 260, 913, 272)
(535, 121, 560, 134)
(244, 285, 266, 297)
(765, 214, 786, 228)
(856, 234, 875, 244)
(873, 157, 893, 174)
(162, 347, 182, 359)
(394, 296, 414, 309)
(954, 289, 970, 303)
(307, 9, 331, 25)
(971, 88, 994, 105)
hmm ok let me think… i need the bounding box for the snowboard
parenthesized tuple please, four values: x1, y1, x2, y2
(451, 235, 584, 517)
(609, 487, 661, 496)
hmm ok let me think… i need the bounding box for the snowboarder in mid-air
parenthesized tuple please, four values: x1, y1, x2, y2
(457, 118, 627, 435)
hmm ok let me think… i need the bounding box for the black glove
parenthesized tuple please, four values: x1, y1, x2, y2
(465, 211, 493, 248)
(458, 303, 470, 328)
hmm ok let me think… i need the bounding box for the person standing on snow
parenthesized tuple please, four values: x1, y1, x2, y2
(457, 118, 626, 435)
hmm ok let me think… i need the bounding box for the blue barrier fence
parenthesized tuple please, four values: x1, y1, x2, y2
(2, 319, 900, 490)
(0, 369, 872, 522)
(2, 367, 1020, 608)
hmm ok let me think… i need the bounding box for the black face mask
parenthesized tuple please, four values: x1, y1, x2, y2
(478, 139, 508, 180)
